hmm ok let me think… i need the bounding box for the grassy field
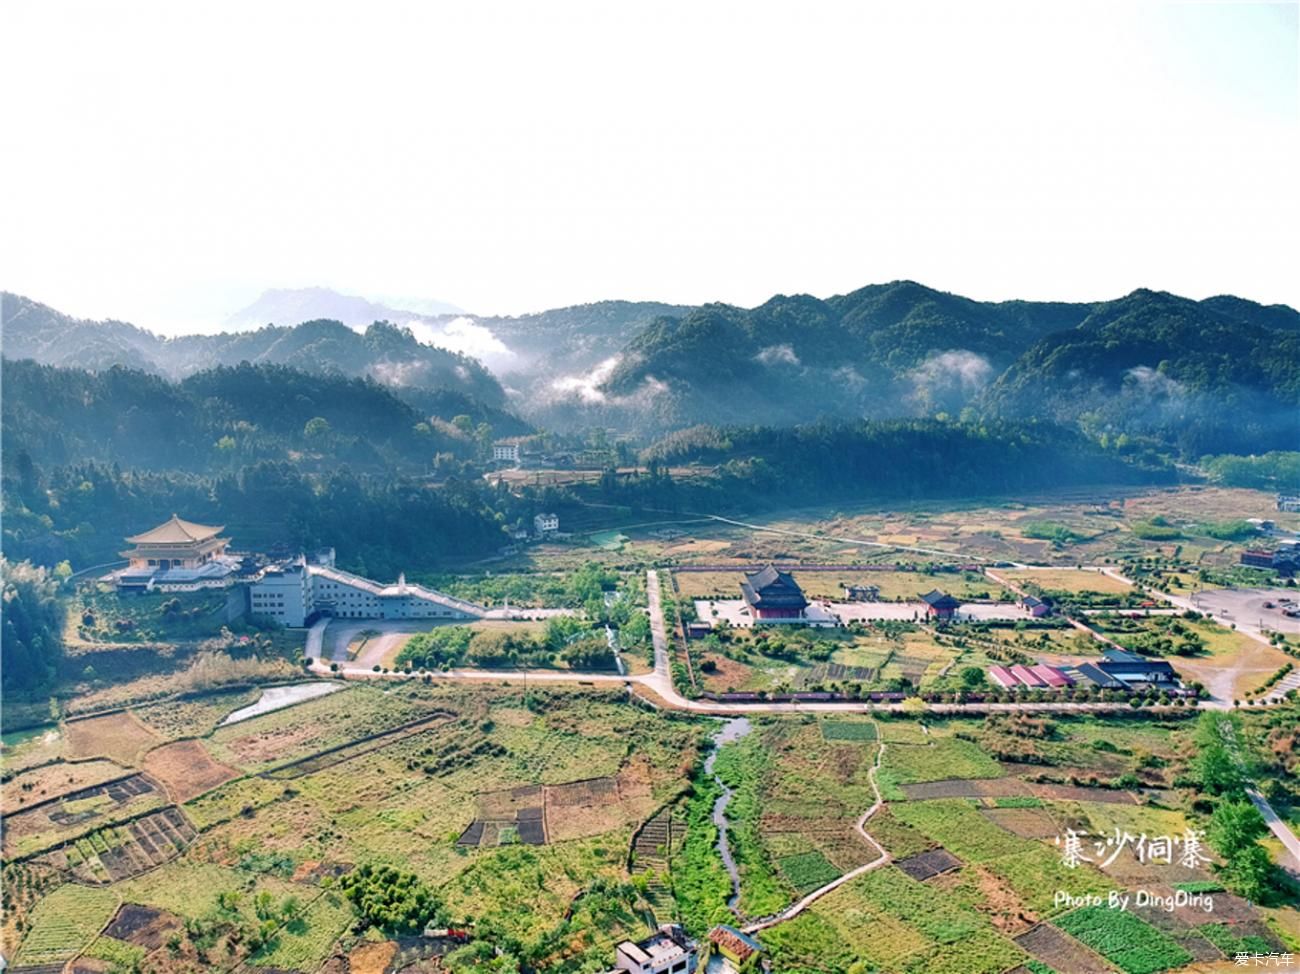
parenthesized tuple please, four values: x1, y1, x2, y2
(1001, 569, 1134, 594)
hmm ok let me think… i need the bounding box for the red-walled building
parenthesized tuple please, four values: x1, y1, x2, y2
(740, 565, 809, 621)
(920, 589, 961, 620)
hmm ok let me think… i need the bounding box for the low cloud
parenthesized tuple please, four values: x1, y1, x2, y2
(405, 316, 518, 370)
(908, 350, 994, 414)
(756, 344, 800, 367)
(368, 359, 430, 386)
(1124, 365, 1186, 399)
(549, 355, 622, 404)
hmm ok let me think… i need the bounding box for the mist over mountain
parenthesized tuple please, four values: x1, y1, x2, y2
(4, 283, 1297, 457)
(1, 292, 506, 408)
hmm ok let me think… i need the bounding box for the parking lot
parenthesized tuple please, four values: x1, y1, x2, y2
(1190, 587, 1300, 635)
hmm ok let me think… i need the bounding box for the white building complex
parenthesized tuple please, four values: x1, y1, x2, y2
(248, 556, 485, 627)
(111, 516, 485, 627)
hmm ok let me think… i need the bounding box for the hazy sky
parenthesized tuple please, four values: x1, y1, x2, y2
(2, 0, 1297, 333)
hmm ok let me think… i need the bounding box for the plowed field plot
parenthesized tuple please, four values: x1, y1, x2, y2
(900, 777, 1032, 800)
(261, 712, 454, 779)
(142, 740, 240, 802)
(103, 903, 183, 950)
(459, 762, 658, 847)
(57, 807, 196, 883)
(981, 806, 1059, 839)
(894, 847, 962, 881)
(64, 712, 160, 765)
(4, 773, 164, 859)
(544, 776, 618, 806)
(1014, 923, 1112, 974)
(1027, 782, 1140, 804)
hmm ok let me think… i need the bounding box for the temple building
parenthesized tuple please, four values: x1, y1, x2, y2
(920, 589, 961, 621)
(116, 515, 240, 590)
(740, 565, 808, 621)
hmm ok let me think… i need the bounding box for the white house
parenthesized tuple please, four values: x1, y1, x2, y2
(493, 441, 521, 464)
(534, 512, 559, 536)
(613, 925, 697, 974)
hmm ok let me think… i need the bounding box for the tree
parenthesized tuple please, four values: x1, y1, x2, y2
(959, 666, 986, 689)
(303, 416, 331, 439)
(1193, 744, 1243, 797)
(339, 864, 446, 934)
(1, 558, 66, 693)
(1208, 799, 1268, 853)
(1208, 799, 1277, 901)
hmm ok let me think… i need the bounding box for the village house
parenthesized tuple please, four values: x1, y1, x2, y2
(740, 565, 809, 622)
(492, 440, 521, 464)
(920, 589, 961, 621)
(1020, 594, 1052, 617)
(703, 925, 763, 973)
(534, 512, 560, 536)
(1278, 494, 1300, 513)
(612, 924, 697, 974)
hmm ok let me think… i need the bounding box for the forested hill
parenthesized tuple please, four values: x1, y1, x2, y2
(595, 282, 1300, 454)
(0, 292, 506, 407)
(0, 359, 523, 473)
(981, 290, 1300, 457)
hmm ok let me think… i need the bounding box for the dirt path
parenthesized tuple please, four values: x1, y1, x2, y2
(744, 719, 890, 933)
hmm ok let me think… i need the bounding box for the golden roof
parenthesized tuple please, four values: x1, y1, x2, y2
(125, 515, 225, 545)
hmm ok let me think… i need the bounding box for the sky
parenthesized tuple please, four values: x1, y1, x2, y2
(1, 0, 1297, 334)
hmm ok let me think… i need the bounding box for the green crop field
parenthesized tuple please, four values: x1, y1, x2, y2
(819, 719, 878, 742)
(1055, 906, 1192, 974)
(13, 884, 119, 965)
(248, 892, 356, 971)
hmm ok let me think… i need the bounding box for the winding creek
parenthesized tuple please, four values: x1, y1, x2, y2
(705, 716, 752, 912)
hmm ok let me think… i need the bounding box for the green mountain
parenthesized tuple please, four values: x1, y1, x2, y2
(0, 292, 507, 407)
(982, 289, 1300, 456)
(594, 282, 1299, 454)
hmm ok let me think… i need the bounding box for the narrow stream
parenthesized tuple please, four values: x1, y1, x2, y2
(705, 716, 752, 912)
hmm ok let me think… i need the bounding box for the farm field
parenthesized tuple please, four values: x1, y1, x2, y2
(1002, 568, 1135, 595)
(6, 490, 1300, 973)
(3, 682, 709, 973)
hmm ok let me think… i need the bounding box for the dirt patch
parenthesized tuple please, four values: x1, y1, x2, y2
(142, 740, 240, 803)
(935, 864, 1037, 935)
(347, 940, 397, 974)
(2, 773, 162, 857)
(895, 847, 962, 881)
(65, 712, 160, 765)
(460, 761, 659, 847)
(1026, 782, 1140, 804)
(292, 860, 353, 885)
(981, 806, 1060, 839)
(3, 760, 125, 815)
(104, 902, 184, 950)
(1015, 923, 1112, 974)
(222, 722, 322, 765)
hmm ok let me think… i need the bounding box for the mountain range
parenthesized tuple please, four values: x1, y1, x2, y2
(3, 283, 1297, 456)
